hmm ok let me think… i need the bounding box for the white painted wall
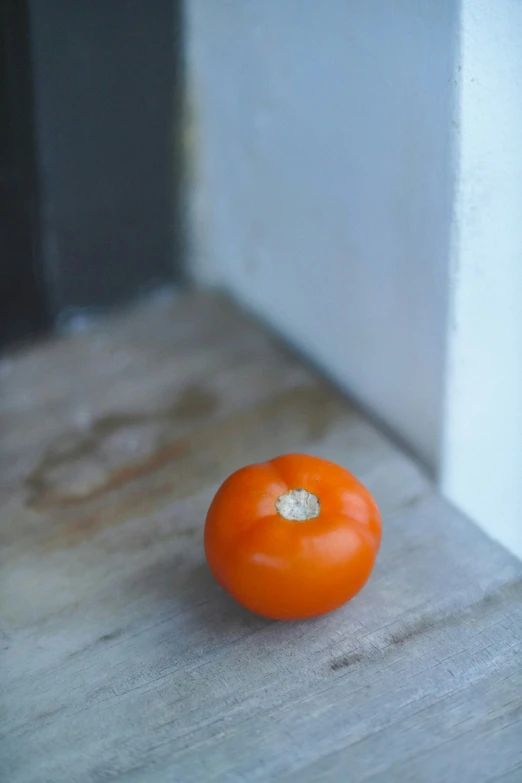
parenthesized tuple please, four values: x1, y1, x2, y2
(186, 0, 522, 558)
(442, 0, 522, 559)
(187, 0, 456, 470)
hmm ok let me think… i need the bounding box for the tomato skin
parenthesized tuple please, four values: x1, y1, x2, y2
(204, 453, 381, 620)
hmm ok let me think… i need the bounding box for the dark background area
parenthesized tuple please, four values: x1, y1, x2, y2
(0, 0, 183, 348)
(0, 0, 45, 345)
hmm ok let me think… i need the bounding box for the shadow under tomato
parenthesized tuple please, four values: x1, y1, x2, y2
(180, 560, 274, 636)
(130, 554, 272, 643)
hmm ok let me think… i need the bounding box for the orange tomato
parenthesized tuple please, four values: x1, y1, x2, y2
(204, 453, 381, 620)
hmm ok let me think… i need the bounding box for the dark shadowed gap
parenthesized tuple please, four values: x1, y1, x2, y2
(1, 0, 184, 350)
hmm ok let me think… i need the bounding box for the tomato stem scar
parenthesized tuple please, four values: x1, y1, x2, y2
(276, 488, 321, 521)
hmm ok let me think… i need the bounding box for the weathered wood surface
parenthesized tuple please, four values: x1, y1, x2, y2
(1, 291, 521, 783)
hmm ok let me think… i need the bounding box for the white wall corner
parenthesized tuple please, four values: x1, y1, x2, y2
(185, 0, 522, 559)
(441, 0, 522, 560)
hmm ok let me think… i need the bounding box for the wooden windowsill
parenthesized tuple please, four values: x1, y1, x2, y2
(1, 290, 521, 781)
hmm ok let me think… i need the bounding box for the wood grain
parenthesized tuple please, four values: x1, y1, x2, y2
(1, 291, 521, 783)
